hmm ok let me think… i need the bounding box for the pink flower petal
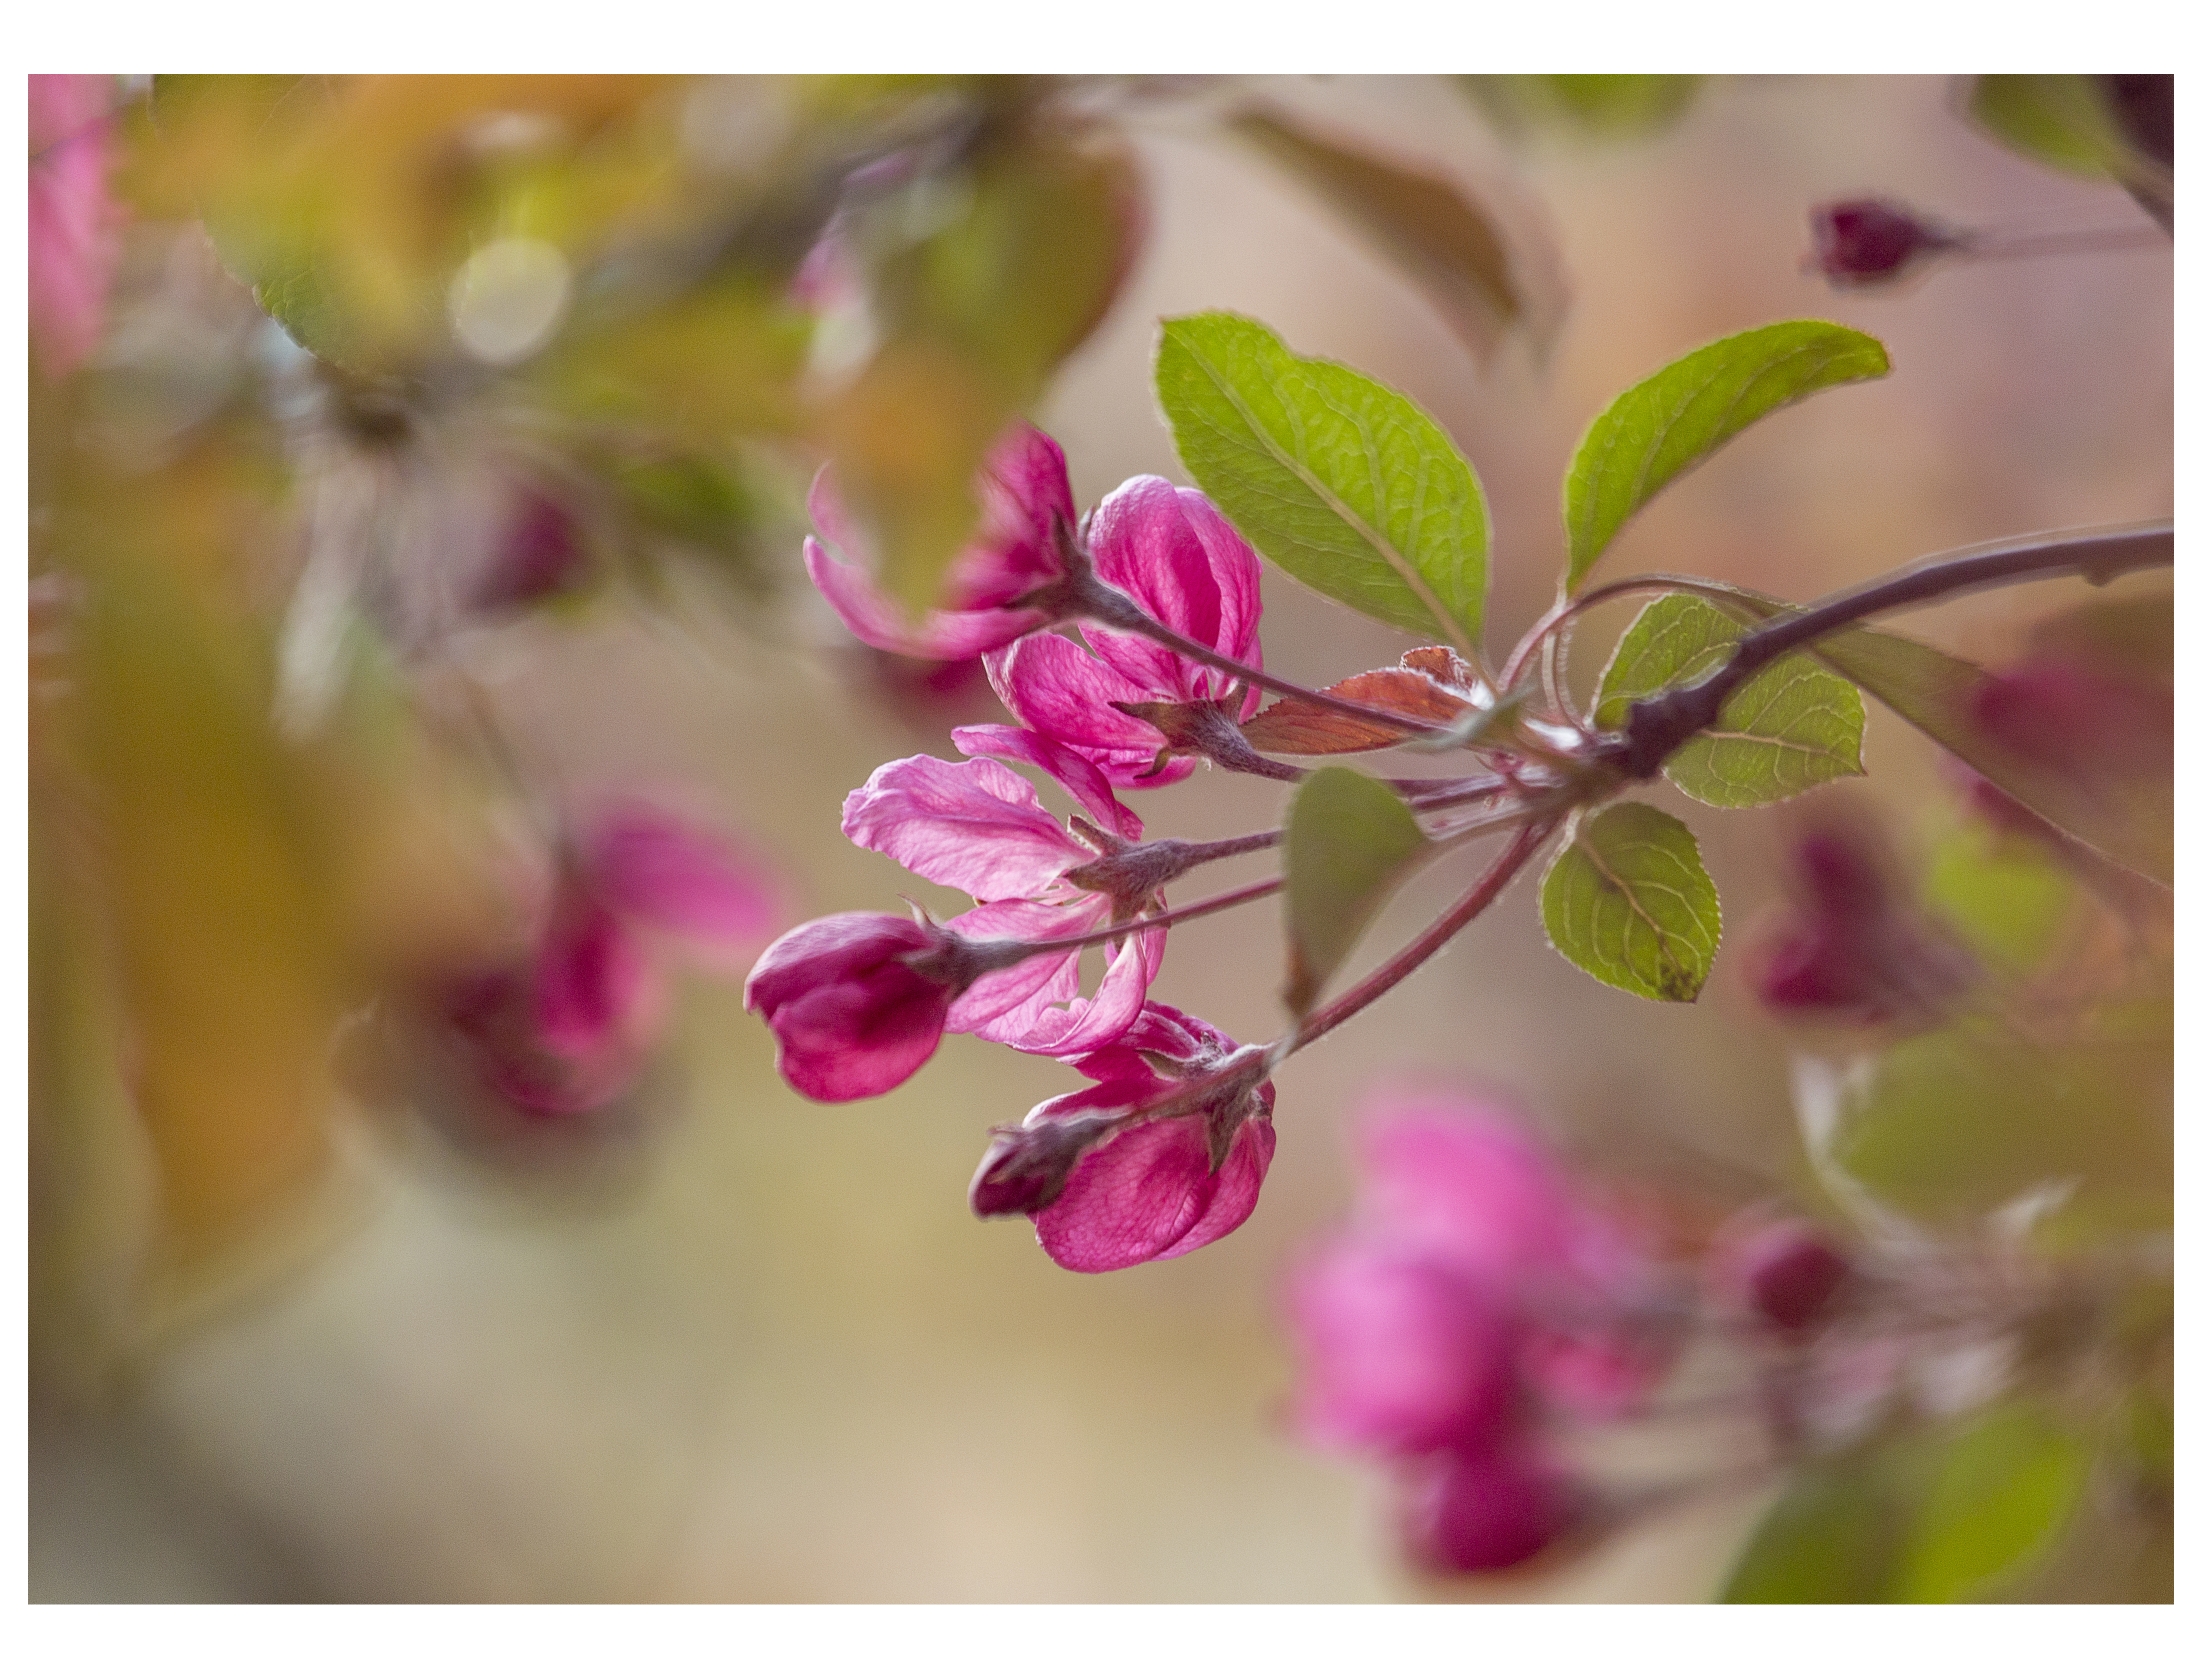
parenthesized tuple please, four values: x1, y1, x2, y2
(531, 891, 659, 1061)
(585, 804, 782, 958)
(950, 724, 1142, 842)
(801, 422, 1073, 659)
(842, 754, 1089, 901)
(1286, 1238, 1519, 1456)
(29, 74, 123, 379)
(987, 632, 1194, 789)
(1033, 1108, 1275, 1273)
(1401, 1444, 1577, 1574)
(1083, 477, 1264, 705)
(979, 925, 1161, 1056)
(1353, 1090, 1581, 1281)
(744, 912, 953, 1102)
(942, 897, 1093, 1036)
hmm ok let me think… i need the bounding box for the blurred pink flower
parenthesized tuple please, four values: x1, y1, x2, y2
(804, 422, 1076, 660)
(1709, 1216, 1852, 1336)
(453, 802, 781, 1118)
(971, 1003, 1277, 1273)
(988, 476, 1263, 788)
(1808, 198, 1955, 288)
(1399, 1443, 1578, 1575)
(29, 74, 124, 379)
(841, 723, 1163, 1057)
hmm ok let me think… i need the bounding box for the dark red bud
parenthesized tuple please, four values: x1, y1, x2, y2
(1726, 1220, 1851, 1334)
(1809, 198, 1953, 286)
(474, 485, 589, 613)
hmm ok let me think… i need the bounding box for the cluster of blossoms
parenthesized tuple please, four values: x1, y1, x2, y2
(1280, 1086, 2141, 1580)
(749, 421, 1299, 1269)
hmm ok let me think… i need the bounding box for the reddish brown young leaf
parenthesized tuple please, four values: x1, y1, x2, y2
(1240, 661, 1473, 754)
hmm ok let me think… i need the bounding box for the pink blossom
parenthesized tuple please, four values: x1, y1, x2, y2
(804, 422, 1076, 660)
(1970, 657, 2172, 782)
(1750, 826, 1973, 1023)
(988, 476, 1264, 788)
(451, 803, 782, 1119)
(744, 912, 964, 1103)
(840, 723, 1162, 1057)
(971, 1003, 1278, 1273)
(1808, 198, 1955, 288)
(1286, 1243, 1517, 1455)
(1284, 1087, 1675, 1474)
(1400, 1444, 1578, 1574)
(29, 74, 124, 379)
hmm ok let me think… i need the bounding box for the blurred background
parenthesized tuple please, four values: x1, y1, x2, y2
(28, 74, 2171, 1602)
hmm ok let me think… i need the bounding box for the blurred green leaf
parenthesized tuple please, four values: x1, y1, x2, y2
(831, 127, 1142, 613)
(1690, 573, 2172, 887)
(1924, 822, 2076, 971)
(1156, 312, 1490, 650)
(1593, 592, 1864, 807)
(1229, 108, 1539, 361)
(1563, 322, 1889, 592)
(1722, 1450, 1910, 1602)
(1464, 75, 1702, 141)
(1896, 1402, 2091, 1602)
(1539, 802, 1719, 1001)
(1969, 76, 2136, 178)
(1830, 1017, 2170, 1230)
(1282, 768, 1431, 1017)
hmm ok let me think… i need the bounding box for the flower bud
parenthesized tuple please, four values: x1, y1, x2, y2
(1402, 1444, 1577, 1574)
(472, 483, 590, 613)
(744, 912, 963, 1102)
(1716, 1218, 1851, 1334)
(1809, 198, 1955, 287)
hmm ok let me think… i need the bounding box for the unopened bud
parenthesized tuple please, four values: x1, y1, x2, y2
(1717, 1219, 1852, 1334)
(1809, 198, 1955, 287)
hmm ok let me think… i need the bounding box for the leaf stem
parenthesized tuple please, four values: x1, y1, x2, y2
(1284, 817, 1557, 1052)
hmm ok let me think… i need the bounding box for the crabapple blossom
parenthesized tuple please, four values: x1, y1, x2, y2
(447, 802, 781, 1119)
(1808, 198, 1954, 288)
(970, 1003, 1277, 1273)
(805, 421, 1077, 660)
(988, 475, 1264, 787)
(841, 724, 1164, 1056)
(745, 911, 971, 1103)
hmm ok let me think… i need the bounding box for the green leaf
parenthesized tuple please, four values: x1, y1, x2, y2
(1722, 1453, 1909, 1602)
(1282, 767, 1431, 1017)
(1539, 802, 1720, 1002)
(1593, 592, 1864, 807)
(1896, 1403, 2091, 1602)
(1156, 312, 1490, 650)
(1229, 109, 1551, 361)
(1562, 321, 1890, 591)
(1969, 76, 2135, 179)
(1686, 572, 2173, 886)
(1924, 822, 2076, 971)
(1826, 1018, 2170, 1231)
(1462, 75, 1702, 141)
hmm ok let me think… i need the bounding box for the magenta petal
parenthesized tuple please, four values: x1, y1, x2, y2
(942, 898, 1092, 1036)
(1354, 1092, 1580, 1281)
(1083, 478, 1264, 708)
(987, 633, 1193, 789)
(805, 536, 1046, 661)
(532, 892, 657, 1061)
(1033, 1109, 1274, 1273)
(1402, 1445, 1576, 1574)
(950, 724, 1142, 842)
(744, 912, 952, 1102)
(29, 75, 122, 379)
(1287, 1240, 1518, 1456)
(983, 925, 1161, 1056)
(585, 804, 781, 957)
(842, 755, 1089, 900)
